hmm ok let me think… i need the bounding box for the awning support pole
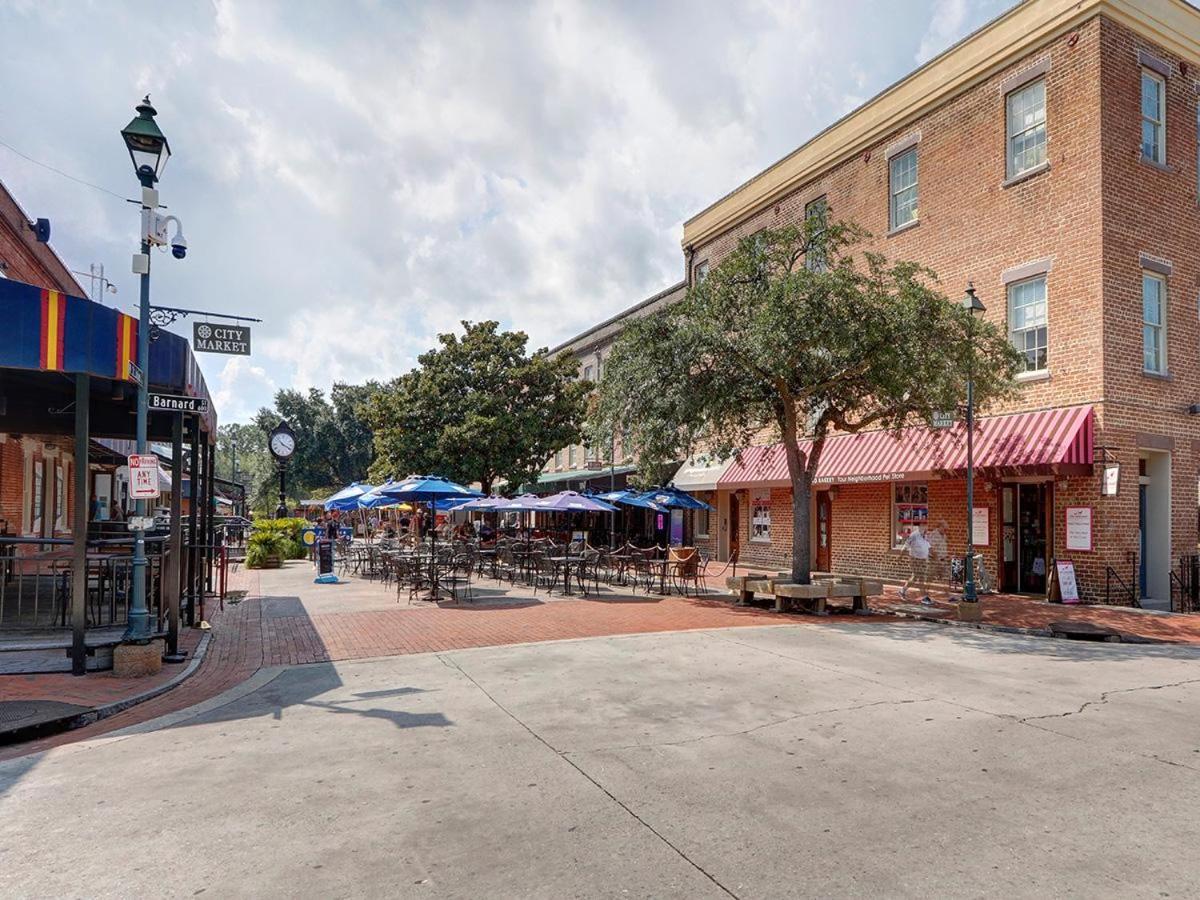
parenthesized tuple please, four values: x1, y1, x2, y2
(164, 412, 183, 656)
(70, 374, 89, 676)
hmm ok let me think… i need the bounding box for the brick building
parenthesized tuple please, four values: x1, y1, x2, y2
(673, 0, 1200, 607)
(0, 179, 88, 546)
(540, 282, 684, 496)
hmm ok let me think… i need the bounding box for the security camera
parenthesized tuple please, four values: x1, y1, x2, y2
(171, 232, 187, 260)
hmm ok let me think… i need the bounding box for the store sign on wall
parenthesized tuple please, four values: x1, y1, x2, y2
(193, 322, 251, 356)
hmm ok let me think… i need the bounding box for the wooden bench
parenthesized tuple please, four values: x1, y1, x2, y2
(726, 573, 882, 615)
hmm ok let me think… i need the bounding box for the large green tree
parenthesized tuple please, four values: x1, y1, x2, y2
(253, 382, 377, 498)
(366, 321, 589, 495)
(215, 422, 275, 513)
(592, 219, 1021, 583)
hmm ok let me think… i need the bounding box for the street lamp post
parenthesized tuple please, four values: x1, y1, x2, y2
(120, 97, 171, 642)
(961, 284, 986, 610)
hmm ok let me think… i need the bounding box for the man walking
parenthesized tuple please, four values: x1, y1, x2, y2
(900, 524, 932, 605)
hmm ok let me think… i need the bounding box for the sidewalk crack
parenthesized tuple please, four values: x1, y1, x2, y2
(1020, 677, 1200, 723)
(438, 653, 741, 900)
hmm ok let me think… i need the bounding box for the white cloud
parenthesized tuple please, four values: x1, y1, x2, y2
(0, 0, 1010, 422)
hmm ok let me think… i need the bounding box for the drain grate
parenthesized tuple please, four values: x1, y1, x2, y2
(0, 699, 90, 732)
(1048, 621, 1122, 642)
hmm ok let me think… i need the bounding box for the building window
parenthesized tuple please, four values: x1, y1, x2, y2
(750, 492, 771, 542)
(1006, 78, 1046, 178)
(1007, 275, 1048, 373)
(1141, 70, 1166, 164)
(1143, 271, 1166, 373)
(893, 482, 928, 549)
(695, 500, 710, 538)
(1195, 100, 1199, 198)
(582, 365, 592, 382)
(31, 460, 44, 536)
(695, 260, 710, 283)
(54, 464, 65, 531)
(568, 445, 577, 467)
(888, 148, 918, 231)
(804, 196, 828, 272)
(554, 449, 563, 469)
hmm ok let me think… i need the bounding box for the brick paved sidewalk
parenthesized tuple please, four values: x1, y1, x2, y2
(871, 586, 1200, 643)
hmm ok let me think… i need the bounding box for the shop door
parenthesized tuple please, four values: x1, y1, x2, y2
(729, 494, 740, 559)
(815, 491, 832, 572)
(1138, 483, 1148, 597)
(1001, 483, 1050, 594)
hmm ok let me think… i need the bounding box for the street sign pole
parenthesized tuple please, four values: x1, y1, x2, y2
(126, 169, 155, 642)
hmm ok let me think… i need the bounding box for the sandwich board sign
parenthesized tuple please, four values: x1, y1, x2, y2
(128, 454, 161, 500)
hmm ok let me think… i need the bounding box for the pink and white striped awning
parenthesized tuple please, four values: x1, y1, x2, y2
(718, 405, 1094, 488)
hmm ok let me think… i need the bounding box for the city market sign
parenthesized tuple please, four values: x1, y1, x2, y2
(149, 392, 209, 414)
(193, 322, 251, 356)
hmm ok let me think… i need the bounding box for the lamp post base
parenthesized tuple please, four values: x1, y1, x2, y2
(113, 639, 164, 677)
(957, 600, 984, 623)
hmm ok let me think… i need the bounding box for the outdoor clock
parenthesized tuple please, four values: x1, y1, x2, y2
(268, 421, 296, 462)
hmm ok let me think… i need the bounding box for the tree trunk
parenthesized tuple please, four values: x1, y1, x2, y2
(780, 404, 813, 585)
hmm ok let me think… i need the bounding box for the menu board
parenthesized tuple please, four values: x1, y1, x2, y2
(317, 539, 335, 576)
(1065, 506, 1093, 552)
(1055, 560, 1080, 603)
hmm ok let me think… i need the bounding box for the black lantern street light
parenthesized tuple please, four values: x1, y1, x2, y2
(961, 283, 986, 607)
(118, 96, 172, 642)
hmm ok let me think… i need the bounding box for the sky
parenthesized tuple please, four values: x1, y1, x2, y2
(0, 0, 1012, 423)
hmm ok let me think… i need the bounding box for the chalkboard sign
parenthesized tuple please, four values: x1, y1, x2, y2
(317, 539, 334, 576)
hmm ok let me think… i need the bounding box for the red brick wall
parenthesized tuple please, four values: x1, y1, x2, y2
(683, 15, 1200, 602)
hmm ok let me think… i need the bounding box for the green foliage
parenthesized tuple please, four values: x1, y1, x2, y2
(593, 218, 1021, 581)
(216, 422, 275, 514)
(246, 517, 310, 566)
(252, 383, 377, 500)
(366, 321, 590, 495)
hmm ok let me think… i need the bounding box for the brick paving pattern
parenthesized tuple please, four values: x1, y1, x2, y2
(6, 559, 1200, 761)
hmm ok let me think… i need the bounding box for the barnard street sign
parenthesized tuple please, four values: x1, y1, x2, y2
(149, 392, 209, 414)
(193, 322, 251, 356)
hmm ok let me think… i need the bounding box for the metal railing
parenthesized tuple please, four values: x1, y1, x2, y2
(0, 536, 168, 631)
(1171, 554, 1199, 614)
(1104, 565, 1138, 608)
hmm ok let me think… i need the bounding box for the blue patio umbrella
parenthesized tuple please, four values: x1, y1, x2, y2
(323, 482, 374, 511)
(376, 476, 483, 598)
(529, 491, 617, 513)
(633, 485, 713, 511)
(448, 495, 509, 511)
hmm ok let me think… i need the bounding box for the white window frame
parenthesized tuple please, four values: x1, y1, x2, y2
(1142, 271, 1167, 374)
(21, 449, 32, 534)
(1007, 275, 1049, 374)
(1006, 78, 1047, 179)
(568, 445, 577, 467)
(31, 459, 44, 537)
(888, 148, 918, 231)
(1141, 69, 1166, 165)
(750, 492, 771, 543)
(54, 463, 66, 532)
(582, 365, 592, 382)
(893, 482, 928, 550)
(695, 260, 710, 283)
(695, 501, 710, 538)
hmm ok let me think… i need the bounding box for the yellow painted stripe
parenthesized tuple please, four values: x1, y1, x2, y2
(45, 292, 60, 369)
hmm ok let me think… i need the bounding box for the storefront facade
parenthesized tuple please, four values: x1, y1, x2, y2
(676, 0, 1200, 607)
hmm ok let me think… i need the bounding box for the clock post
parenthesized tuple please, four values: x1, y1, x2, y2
(268, 420, 296, 518)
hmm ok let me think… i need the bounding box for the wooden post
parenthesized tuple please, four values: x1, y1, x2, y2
(164, 413, 184, 656)
(70, 374, 89, 676)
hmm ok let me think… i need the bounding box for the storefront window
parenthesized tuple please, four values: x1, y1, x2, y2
(751, 493, 771, 542)
(695, 501, 710, 537)
(893, 482, 928, 548)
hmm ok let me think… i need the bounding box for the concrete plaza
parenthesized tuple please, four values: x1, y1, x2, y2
(2, 593, 1199, 897)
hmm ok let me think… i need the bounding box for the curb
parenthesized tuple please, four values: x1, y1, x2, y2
(869, 605, 1169, 644)
(0, 631, 212, 746)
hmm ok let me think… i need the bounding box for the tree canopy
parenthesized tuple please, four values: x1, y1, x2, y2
(592, 218, 1021, 582)
(252, 383, 377, 499)
(366, 321, 589, 495)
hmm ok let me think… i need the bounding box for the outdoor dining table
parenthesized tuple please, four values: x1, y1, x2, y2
(546, 555, 581, 596)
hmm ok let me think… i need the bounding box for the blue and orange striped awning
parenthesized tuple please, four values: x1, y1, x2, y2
(719, 405, 1095, 487)
(0, 275, 215, 430)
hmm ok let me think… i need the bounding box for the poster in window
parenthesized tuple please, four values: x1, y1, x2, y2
(751, 494, 771, 542)
(1064, 506, 1093, 552)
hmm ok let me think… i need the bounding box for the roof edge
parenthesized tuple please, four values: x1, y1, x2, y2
(549, 280, 686, 355)
(681, 0, 1200, 249)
